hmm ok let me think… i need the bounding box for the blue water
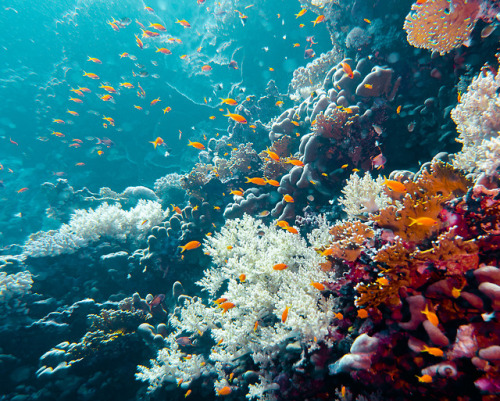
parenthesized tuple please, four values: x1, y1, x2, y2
(0, 0, 331, 247)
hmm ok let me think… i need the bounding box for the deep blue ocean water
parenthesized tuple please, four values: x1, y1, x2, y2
(0, 0, 331, 247)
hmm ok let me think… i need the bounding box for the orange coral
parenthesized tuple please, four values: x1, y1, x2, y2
(322, 220, 374, 262)
(403, 0, 482, 55)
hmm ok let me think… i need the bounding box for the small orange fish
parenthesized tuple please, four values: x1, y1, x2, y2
(17, 187, 29, 193)
(100, 84, 117, 93)
(295, 9, 307, 18)
(87, 56, 102, 64)
(224, 109, 247, 124)
(312, 15, 325, 26)
(70, 88, 84, 96)
(421, 304, 439, 326)
(220, 97, 238, 106)
(135, 35, 144, 49)
(273, 263, 288, 270)
(176, 19, 191, 28)
(220, 301, 235, 313)
(69, 97, 83, 103)
(283, 194, 294, 203)
(171, 204, 182, 214)
(276, 100, 284, 106)
(100, 94, 113, 101)
(334, 312, 343, 320)
(97, 150, 104, 156)
(163, 106, 172, 114)
(451, 287, 462, 298)
(416, 374, 433, 383)
(230, 189, 244, 196)
(188, 140, 205, 150)
(246, 177, 267, 186)
(120, 82, 134, 88)
(266, 179, 280, 187)
(179, 240, 201, 253)
(263, 149, 280, 161)
(276, 220, 289, 228)
(409, 217, 438, 227)
(134, 105, 143, 110)
(217, 386, 232, 396)
(52, 119, 65, 124)
(421, 345, 444, 357)
(75, 162, 85, 166)
(383, 177, 406, 192)
(286, 159, 304, 166)
(340, 62, 354, 79)
(83, 71, 99, 79)
(201, 64, 212, 72)
(293, 43, 300, 47)
(150, 97, 161, 106)
(67, 110, 79, 116)
(291, 121, 300, 126)
(396, 105, 402, 114)
(149, 137, 164, 149)
(156, 47, 172, 54)
(282, 306, 290, 323)
(149, 22, 166, 31)
(51, 131, 65, 137)
(364, 84, 373, 89)
(310, 282, 325, 291)
(286, 226, 298, 234)
(119, 52, 129, 58)
(184, 389, 191, 398)
(209, 116, 216, 120)
(253, 320, 259, 332)
(357, 309, 368, 319)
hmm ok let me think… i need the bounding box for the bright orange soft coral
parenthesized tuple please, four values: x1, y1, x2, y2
(404, 0, 482, 55)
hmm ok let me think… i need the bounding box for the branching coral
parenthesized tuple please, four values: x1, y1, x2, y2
(23, 201, 167, 257)
(451, 58, 500, 175)
(338, 172, 390, 219)
(137, 215, 337, 399)
(403, 0, 483, 55)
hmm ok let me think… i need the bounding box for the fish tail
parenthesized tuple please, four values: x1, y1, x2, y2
(408, 217, 416, 226)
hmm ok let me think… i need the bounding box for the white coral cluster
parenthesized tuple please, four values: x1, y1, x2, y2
(0, 271, 33, 317)
(290, 49, 341, 99)
(136, 215, 335, 399)
(24, 200, 167, 257)
(451, 63, 500, 175)
(337, 172, 390, 219)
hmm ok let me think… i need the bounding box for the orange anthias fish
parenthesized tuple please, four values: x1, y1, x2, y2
(409, 217, 438, 227)
(150, 97, 161, 106)
(120, 82, 134, 88)
(219, 301, 235, 313)
(87, 56, 102, 64)
(163, 106, 172, 114)
(421, 345, 444, 357)
(286, 159, 304, 167)
(220, 97, 238, 106)
(383, 177, 406, 192)
(135, 35, 144, 49)
(78, 86, 91, 93)
(421, 304, 439, 326)
(283, 194, 294, 203)
(310, 282, 326, 291)
(312, 15, 325, 26)
(201, 65, 212, 72)
(69, 97, 83, 103)
(179, 240, 201, 253)
(273, 263, 288, 270)
(156, 47, 172, 54)
(150, 137, 164, 149)
(295, 9, 307, 18)
(171, 204, 182, 214)
(266, 179, 280, 187)
(224, 109, 247, 124)
(416, 374, 433, 383)
(149, 22, 166, 31)
(100, 84, 117, 93)
(188, 140, 205, 150)
(263, 149, 280, 161)
(17, 187, 29, 193)
(83, 71, 99, 79)
(217, 386, 232, 396)
(52, 119, 65, 124)
(246, 177, 267, 186)
(230, 189, 244, 196)
(340, 62, 354, 79)
(176, 19, 191, 28)
(282, 306, 290, 323)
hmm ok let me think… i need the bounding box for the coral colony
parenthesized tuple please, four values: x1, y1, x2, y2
(1, 0, 500, 400)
